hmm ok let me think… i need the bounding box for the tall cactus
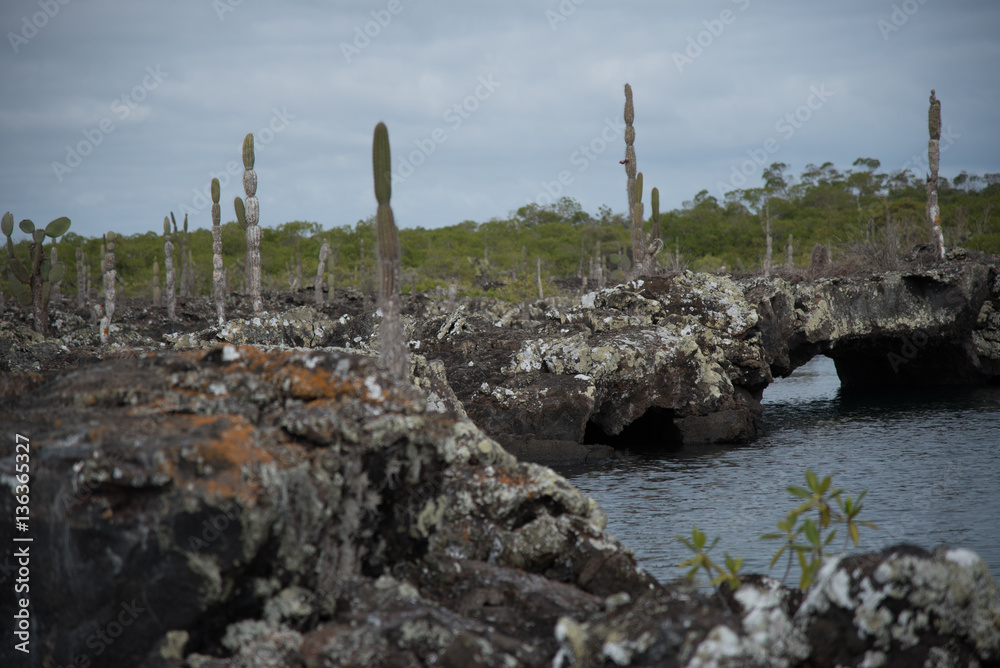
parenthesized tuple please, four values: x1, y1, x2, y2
(927, 90, 945, 261)
(651, 187, 661, 243)
(163, 216, 176, 321)
(2, 211, 70, 336)
(239, 133, 263, 313)
(372, 121, 409, 379)
(211, 177, 225, 325)
(623, 83, 645, 279)
(315, 239, 330, 305)
(99, 232, 116, 344)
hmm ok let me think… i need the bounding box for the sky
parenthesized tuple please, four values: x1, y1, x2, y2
(1, 0, 998, 240)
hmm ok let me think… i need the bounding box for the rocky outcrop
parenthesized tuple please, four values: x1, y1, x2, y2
(2, 347, 998, 667)
(415, 257, 1000, 449)
(0, 345, 647, 667)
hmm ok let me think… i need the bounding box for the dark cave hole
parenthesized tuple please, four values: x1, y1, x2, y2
(583, 406, 684, 453)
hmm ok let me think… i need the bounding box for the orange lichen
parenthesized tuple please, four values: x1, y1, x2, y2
(172, 414, 274, 502)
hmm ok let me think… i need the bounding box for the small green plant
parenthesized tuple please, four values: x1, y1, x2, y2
(762, 470, 877, 590)
(677, 470, 876, 593)
(677, 526, 743, 590)
(2, 211, 71, 336)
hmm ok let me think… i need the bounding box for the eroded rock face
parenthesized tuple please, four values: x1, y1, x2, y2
(418, 259, 1000, 449)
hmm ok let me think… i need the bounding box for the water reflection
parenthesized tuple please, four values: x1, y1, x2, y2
(564, 355, 1000, 586)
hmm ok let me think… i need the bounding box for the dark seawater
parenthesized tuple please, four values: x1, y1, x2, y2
(563, 355, 1000, 586)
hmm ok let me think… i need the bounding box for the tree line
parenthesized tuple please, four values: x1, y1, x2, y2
(4, 159, 998, 304)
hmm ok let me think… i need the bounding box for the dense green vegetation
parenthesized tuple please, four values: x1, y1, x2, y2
(4, 160, 998, 303)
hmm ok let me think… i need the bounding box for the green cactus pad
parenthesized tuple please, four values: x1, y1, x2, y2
(373, 122, 392, 204)
(9, 257, 29, 283)
(234, 197, 247, 227)
(211, 178, 220, 203)
(1, 212, 12, 237)
(163, 216, 171, 237)
(107, 231, 116, 242)
(45, 216, 71, 238)
(19, 219, 35, 235)
(636, 172, 643, 204)
(49, 263, 66, 284)
(651, 187, 660, 220)
(243, 133, 255, 170)
(33, 229, 46, 245)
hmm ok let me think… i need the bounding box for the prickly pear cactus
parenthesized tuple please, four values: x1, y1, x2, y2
(373, 122, 409, 379)
(2, 211, 70, 336)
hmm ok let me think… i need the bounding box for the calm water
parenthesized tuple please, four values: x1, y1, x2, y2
(564, 355, 1000, 585)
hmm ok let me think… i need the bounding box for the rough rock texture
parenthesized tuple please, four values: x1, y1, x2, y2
(0, 346, 646, 667)
(4, 257, 997, 454)
(2, 347, 998, 667)
(415, 258, 1000, 448)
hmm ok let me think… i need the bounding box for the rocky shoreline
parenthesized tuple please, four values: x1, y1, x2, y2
(2, 258, 1000, 666)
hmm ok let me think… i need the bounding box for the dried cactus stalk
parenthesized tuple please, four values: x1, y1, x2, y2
(153, 259, 161, 307)
(624, 83, 644, 279)
(927, 90, 945, 261)
(164, 216, 176, 321)
(100, 232, 116, 344)
(211, 178, 225, 325)
(373, 121, 409, 379)
(316, 239, 330, 305)
(76, 245, 85, 308)
(241, 133, 263, 314)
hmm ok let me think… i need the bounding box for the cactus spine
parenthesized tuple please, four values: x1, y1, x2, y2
(100, 232, 116, 344)
(211, 178, 225, 325)
(2, 211, 70, 336)
(164, 216, 176, 321)
(316, 239, 330, 305)
(240, 133, 263, 313)
(372, 122, 409, 379)
(927, 90, 945, 260)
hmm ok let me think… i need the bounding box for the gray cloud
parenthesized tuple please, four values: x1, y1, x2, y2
(1, 0, 997, 239)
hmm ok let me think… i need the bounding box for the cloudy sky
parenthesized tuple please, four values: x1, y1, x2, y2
(1, 0, 997, 240)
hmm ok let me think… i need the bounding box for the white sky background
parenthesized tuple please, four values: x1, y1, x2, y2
(1, 0, 997, 239)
